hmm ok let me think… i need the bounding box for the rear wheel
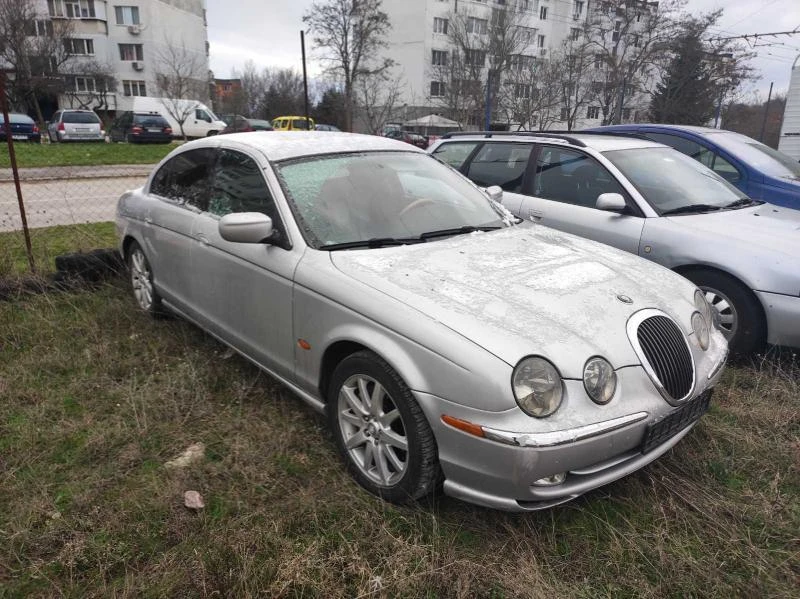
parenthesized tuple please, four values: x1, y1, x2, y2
(682, 269, 765, 355)
(328, 351, 440, 504)
(127, 241, 162, 315)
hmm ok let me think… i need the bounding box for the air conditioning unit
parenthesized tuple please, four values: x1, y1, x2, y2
(132, 61, 144, 71)
(127, 24, 141, 35)
(539, 48, 548, 56)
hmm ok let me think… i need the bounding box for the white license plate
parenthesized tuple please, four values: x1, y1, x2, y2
(147, 128, 161, 133)
(12, 135, 28, 140)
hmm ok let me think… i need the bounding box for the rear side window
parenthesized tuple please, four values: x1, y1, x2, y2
(62, 112, 100, 124)
(150, 148, 214, 209)
(291, 118, 310, 130)
(134, 114, 168, 127)
(466, 142, 532, 192)
(432, 142, 479, 170)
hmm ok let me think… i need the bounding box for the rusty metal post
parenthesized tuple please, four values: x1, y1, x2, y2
(0, 71, 35, 273)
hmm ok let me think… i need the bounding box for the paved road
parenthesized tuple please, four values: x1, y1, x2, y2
(0, 163, 155, 182)
(0, 176, 146, 232)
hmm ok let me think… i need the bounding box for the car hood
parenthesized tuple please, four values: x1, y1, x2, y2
(330, 223, 697, 377)
(666, 204, 800, 258)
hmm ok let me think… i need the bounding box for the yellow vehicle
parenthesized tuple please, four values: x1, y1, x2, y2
(271, 116, 315, 131)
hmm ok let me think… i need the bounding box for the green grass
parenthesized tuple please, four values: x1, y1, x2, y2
(0, 221, 117, 277)
(1, 142, 174, 168)
(0, 283, 798, 597)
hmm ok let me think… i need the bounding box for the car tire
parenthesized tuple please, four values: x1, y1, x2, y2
(327, 350, 441, 504)
(683, 269, 765, 356)
(206, 130, 218, 137)
(127, 241, 162, 315)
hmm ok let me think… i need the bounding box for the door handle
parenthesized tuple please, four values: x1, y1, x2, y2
(527, 208, 543, 221)
(144, 216, 153, 224)
(195, 233, 209, 246)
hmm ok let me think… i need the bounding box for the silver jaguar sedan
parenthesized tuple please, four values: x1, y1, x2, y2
(116, 132, 727, 511)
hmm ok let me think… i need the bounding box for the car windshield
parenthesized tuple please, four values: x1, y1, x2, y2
(604, 147, 747, 214)
(63, 112, 100, 124)
(275, 151, 507, 248)
(705, 131, 800, 180)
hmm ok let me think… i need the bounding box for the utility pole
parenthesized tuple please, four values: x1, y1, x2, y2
(300, 30, 310, 129)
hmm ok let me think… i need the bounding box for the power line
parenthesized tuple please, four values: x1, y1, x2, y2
(707, 28, 800, 43)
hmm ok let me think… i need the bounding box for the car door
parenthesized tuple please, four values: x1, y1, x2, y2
(189, 146, 302, 381)
(145, 147, 215, 312)
(463, 142, 535, 215)
(517, 145, 645, 255)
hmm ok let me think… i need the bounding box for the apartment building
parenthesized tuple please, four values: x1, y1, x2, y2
(380, 0, 652, 129)
(31, 0, 210, 117)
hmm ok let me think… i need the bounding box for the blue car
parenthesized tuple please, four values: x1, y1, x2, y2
(0, 112, 41, 143)
(585, 125, 800, 210)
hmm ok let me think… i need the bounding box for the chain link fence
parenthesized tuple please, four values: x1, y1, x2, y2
(1, 77, 174, 280)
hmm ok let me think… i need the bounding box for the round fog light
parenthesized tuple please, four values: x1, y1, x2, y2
(533, 472, 567, 487)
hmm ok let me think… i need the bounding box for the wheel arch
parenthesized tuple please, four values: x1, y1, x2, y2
(121, 235, 139, 262)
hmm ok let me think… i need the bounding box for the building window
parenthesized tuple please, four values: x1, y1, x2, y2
(587, 106, 600, 119)
(63, 38, 94, 55)
(537, 35, 545, 48)
(119, 43, 144, 61)
(114, 6, 140, 25)
(514, 84, 531, 99)
(571, 28, 581, 41)
(539, 6, 548, 20)
(433, 17, 449, 35)
(27, 19, 54, 36)
(50, 1, 96, 19)
(430, 81, 445, 97)
(122, 80, 147, 97)
(431, 49, 448, 67)
(574, 1, 584, 19)
(518, 26, 536, 44)
(466, 17, 488, 35)
(560, 107, 570, 121)
(464, 49, 486, 67)
(511, 54, 535, 72)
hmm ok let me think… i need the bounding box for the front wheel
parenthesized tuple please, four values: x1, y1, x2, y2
(683, 269, 765, 356)
(127, 241, 162, 315)
(328, 351, 440, 504)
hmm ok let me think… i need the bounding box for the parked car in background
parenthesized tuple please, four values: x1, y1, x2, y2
(429, 131, 800, 355)
(47, 109, 104, 142)
(272, 115, 314, 131)
(130, 97, 226, 138)
(221, 116, 273, 134)
(587, 125, 800, 210)
(0, 113, 40, 143)
(384, 129, 428, 149)
(315, 123, 341, 132)
(109, 111, 172, 144)
(117, 131, 726, 511)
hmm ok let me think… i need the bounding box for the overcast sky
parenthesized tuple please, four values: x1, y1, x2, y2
(207, 0, 800, 99)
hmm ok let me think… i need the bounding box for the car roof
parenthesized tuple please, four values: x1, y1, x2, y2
(597, 124, 731, 137)
(438, 131, 663, 152)
(0, 113, 34, 123)
(183, 131, 423, 161)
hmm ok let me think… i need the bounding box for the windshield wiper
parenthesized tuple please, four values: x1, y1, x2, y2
(723, 198, 764, 209)
(320, 237, 420, 251)
(418, 225, 502, 240)
(661, 204, 723, 216)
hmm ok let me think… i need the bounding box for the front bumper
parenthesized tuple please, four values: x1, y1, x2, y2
(756, 291, 800, 348)
(415, 361, 724, 512)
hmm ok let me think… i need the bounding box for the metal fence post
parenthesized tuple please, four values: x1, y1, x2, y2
(1, 70, 36, 273)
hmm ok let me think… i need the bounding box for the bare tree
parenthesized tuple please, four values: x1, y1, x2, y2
(554, 36, 597, 131)
(501, 56, 561, 131)
(304, 0, 393, 132)
(61, 60, 117, 115)
(584, 0, 685, 125)
(0, 0, 74, 122)
(355, 68, 403, 134)
(430, 3, 529, 128)
(153, 38, 210, 139)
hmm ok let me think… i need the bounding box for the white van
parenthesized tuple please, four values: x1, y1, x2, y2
(130, 97, 226, 138)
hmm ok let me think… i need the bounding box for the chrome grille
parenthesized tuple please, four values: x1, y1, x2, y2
(633, 313, 694, 402)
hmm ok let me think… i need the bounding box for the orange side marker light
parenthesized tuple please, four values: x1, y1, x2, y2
(441, 414, 485, 438)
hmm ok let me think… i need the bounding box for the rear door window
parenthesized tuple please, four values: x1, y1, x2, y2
(466, 142, 532, 192)
(150, 148, 214, 209)
(431, 142, 480, 170)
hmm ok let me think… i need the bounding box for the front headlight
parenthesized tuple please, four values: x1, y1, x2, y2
(691, 311, 710, 350)
(583, 357, 617, 404)
(512, 357, 563, 418)
(694, 289, 713, 324)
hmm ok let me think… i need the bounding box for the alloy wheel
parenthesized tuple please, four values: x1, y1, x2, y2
(130, 248, 154, 311)
(702, 287, 737, 340)
(336, 374, 409, 487)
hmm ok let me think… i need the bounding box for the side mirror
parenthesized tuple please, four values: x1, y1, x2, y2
(486, 185, 503, 203)
(596, 193, 627, 213)
(218, 212, 274, 244)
